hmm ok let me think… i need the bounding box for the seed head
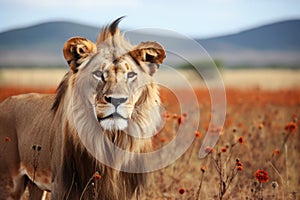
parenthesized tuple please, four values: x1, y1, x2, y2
(272, 181, 278, 189)
(178, 188, 185, 195)
(237, 136, 245, 144)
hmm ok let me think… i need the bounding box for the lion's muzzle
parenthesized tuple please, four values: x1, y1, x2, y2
(104, 96, 128, 108)
(96, 95, 131, 130)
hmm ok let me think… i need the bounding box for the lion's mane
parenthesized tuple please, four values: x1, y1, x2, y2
(50, 18, 163, 199)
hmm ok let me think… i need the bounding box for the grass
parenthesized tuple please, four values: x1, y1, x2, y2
(0, 86, 299, 199)
(146, 88, 300, 199)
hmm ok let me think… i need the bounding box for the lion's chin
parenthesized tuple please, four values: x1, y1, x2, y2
(100, 118, 128, 131)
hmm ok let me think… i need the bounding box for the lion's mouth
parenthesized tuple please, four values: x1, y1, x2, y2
(97, 112, 128, 121)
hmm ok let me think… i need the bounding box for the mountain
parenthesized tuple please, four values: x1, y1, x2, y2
(0, 21, 98, 51)
(197, 19, 300, 52)
(0, 22, 99, 66)
(197, 20, 300, 67)
(0, 20, 300, 67)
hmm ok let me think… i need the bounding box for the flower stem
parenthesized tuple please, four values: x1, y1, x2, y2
(195, 171, 204, 200)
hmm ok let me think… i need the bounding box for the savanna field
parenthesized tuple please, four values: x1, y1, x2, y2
(0, 69, 299, 199)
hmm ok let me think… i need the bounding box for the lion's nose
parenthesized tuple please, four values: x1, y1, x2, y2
(104, 96, 128, 108)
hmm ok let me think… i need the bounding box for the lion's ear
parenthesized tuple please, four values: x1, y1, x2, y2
(63, 37, 96, 72)
(130, 41, 166, 76)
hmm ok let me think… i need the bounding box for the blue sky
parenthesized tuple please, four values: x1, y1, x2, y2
(1, 0, 300, 38)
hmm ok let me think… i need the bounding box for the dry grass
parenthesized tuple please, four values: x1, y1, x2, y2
(1, 69, 300, 89)
(0, 69, 299, 199)
(145, 88, 300, 199)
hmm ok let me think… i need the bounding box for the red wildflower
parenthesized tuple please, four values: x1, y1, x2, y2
(195, 131, 201, 138)
(273, 149, 279, 156)
(220, 147, 227, 153)
(236, 161, 243, 167)
(284, 122, 298, 133)
(237, 136, 245, 144)
(5, 136, 11, 142)
(255, 170, 269, 183)
(160, 137, 167, 143)
(93, 172, 102, 180)
(237, 166, 243, 171)
(178, 188, 185, 195)
(200, 166, 207, 173)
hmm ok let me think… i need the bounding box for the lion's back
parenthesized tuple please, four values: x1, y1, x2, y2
(0, 93, 55, 128)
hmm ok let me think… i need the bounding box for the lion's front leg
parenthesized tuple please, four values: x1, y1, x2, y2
(27, 181, 46, 200)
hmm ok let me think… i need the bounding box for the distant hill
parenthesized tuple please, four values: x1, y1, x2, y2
(0, 21, 98, 51)
(197, 19, 300, 52)
(197, 20, 300, 67)
(0, 22, 99, 66)
(0, 20, 300, 67)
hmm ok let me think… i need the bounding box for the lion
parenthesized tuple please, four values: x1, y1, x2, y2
(0, 17, 166, 199)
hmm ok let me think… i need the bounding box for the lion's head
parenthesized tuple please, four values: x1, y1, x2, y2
(53, 17, 165, 135)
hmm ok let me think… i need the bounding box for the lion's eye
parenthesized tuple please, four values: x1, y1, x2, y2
(127, 71, 137, 79)
(93, 70, 104, 81)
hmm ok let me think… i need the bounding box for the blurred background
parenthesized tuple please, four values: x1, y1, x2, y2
(0, 0, 300, 89)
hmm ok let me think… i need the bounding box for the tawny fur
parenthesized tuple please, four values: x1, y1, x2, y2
(0, 17, 165, 200)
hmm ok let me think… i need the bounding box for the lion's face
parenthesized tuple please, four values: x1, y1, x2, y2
(63, 32, 165, 131)
(87, 53, 146, 131)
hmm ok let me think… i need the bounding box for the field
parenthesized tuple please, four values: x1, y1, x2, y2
(0, 69, 299, 199)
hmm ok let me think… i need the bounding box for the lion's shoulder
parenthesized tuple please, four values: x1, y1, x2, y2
(0, 93, 55, 120)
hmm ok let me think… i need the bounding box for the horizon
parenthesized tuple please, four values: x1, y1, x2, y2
(1, 0, 300, 38)
(1, 18, 299, 40)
